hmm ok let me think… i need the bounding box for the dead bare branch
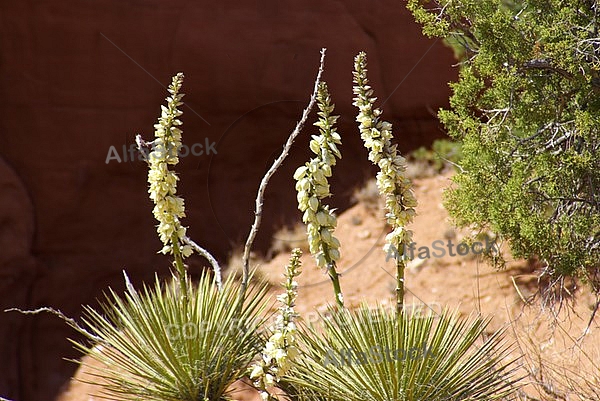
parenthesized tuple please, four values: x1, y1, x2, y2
(237, 48, 327, 307)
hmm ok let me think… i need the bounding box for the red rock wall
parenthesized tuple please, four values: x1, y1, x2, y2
(0, 1, 456, 400)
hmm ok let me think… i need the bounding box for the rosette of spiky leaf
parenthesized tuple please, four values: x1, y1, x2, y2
(294, 82, 344, 308)
(352, 52, 417, 311)
(250, 249, 302, 400)
(287, 305, 522, 401)
(71, 271, 270, 401)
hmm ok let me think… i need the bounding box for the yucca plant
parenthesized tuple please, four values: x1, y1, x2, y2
(68, 72, 271, 401)
(278, 51, 523, 401)
(285, 306, 521, 401)
(71, 271, 270, 401)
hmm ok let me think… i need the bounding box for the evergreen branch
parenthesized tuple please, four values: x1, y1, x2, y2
(522, 59, 574, 79)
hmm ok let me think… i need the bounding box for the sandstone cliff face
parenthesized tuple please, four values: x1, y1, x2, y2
(0, 1, 456, 400)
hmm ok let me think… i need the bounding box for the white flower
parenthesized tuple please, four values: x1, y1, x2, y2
(315, 252, 327, 268)
(250, 365, 264, 380)
(249, 250, 302, 398)
(294, 165, 308, 179)
(353, 53, 417, 258)
(145, 73, 190, 258)
(294, 82, 343, 278)
(308, 196, 319, 212)
(264, 374, 275, 387)
(329, 248, 341, 261)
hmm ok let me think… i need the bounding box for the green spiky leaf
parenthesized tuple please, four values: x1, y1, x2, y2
(70, 272, 270, 401)
(285, 306, 521, 401)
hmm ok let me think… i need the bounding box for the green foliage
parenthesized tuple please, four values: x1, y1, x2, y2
(410, 139, 462, 172)
(71, 272, 270, 401)
(285, 306, 520, 401)
(407, 0, 600, 293)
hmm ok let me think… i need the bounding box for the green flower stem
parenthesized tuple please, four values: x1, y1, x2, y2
(171, 233, 188, 306)
(326, 263, 343, 309)
(322, 242, 343, 309)
(396, 257, 405, 312)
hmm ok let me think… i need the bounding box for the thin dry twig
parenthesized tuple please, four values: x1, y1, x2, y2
(510, 298, 600, 401)
(577, 296, 600, 341)
(4, 307, 102, 342)
(237, 48, 327, 308)
(183, 236, 222, 290)
(511, 275, 533, 306)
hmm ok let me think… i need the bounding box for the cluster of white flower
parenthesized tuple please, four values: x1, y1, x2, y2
(250, 249, 302, 401)
(294, 82, 342, 269)
(146, 73, 192, 257)
(352, 52, 417, 258)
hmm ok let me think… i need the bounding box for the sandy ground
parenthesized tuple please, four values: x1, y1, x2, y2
(57, 172, 600, 401)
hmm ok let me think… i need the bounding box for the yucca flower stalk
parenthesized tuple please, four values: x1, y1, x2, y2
(352, 52, 417, 313)
(141, 72, 193, 300)
(64, 72, 272, 401)
(250, 249, 302, 400)
(138, 73, 222, 291)
(294, 82, 344, 308)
